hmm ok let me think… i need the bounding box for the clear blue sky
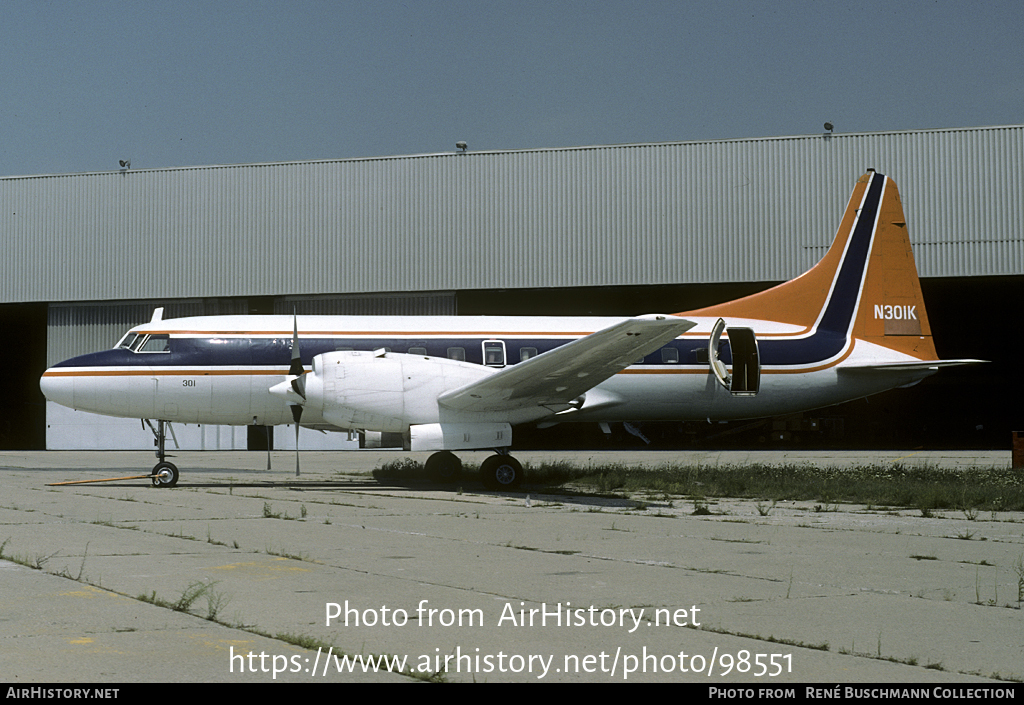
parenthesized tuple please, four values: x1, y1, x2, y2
(2, 0, 1021, 177)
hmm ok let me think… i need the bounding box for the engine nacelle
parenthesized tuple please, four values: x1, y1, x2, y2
(302, 350, 495, 433)
(407, 422, 512, 452)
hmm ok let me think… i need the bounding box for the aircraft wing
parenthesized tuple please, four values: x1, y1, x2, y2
(438, 315, 696, 414)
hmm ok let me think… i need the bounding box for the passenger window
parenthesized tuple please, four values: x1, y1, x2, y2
(409, 347, 428, 356)
(661, 347, 679, 364)
(483, 340, 506, 367)
(447, 347, 466, 361)
(137, 334, 170, 353)
(520, 347, 538, 362)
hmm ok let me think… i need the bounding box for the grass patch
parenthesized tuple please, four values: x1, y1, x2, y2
(370, 457, 1023, 515)
(138, 579, 230, 620)
(372, 458, 425, 481)
(513, 461, 1024, 512)
(698, 623, 829, 652)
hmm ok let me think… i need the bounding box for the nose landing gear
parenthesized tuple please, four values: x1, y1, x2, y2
(146, 419, 179, 488)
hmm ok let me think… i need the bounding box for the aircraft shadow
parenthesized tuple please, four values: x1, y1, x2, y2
(41, 471, 644, 507)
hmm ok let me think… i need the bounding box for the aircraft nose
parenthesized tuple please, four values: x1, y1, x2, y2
(40, 369, 75, 408)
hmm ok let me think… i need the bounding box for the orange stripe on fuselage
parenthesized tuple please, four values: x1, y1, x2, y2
(144, 325, 818, 341)
(41, 368, 291, 377)
(141, 329, 603, 338)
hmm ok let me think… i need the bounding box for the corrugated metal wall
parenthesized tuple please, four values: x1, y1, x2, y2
(5, 125, 1022, 306)
(45, 299, 248, 367)
(46, 293, 456, 365)
(276, 292, 456, 316)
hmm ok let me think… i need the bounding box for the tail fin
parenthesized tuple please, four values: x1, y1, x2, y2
(683, 171, 938, 361)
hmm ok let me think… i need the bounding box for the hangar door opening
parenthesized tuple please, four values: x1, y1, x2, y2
(0, 303, 47, 449)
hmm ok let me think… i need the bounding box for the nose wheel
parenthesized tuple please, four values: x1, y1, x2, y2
(151, 461, 179, 488)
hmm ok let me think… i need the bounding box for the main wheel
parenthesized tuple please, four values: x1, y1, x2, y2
(151, 461, 179, 488)
(480, 454, 523, 491)
(425, 451, 462, 483)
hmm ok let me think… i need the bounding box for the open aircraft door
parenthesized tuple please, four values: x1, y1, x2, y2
(708, 318, 760, 396)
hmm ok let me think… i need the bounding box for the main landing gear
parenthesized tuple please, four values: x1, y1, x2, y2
(146, 419, 179, 488)
(424, 451, 462, 482)
(480, 453, 523, 491)
(425, 450, 524, 491)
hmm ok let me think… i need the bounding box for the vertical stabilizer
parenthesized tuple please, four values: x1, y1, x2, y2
(683, 172, 937, 361)
(850, 175, 937, 360)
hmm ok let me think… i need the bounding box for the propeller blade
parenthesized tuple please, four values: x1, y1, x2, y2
(289, 312, 304, 378)
(290, 311, 302, 477)
(290, 373, 306, 401)
(265, 426, 272, 471)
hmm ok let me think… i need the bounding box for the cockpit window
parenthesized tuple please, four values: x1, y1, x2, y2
(115, 332, 139, 350)
(136, 334, 170, 353)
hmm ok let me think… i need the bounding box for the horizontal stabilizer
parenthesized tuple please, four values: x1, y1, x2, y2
(838, 359, 987, 374)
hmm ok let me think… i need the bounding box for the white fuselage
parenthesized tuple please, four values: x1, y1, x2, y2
(40, 313, 932, 435)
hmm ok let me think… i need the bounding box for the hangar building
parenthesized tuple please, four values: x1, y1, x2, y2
(2, 125, 1021, 452)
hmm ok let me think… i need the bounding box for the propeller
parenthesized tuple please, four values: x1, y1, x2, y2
(288, 313, 305, 476)
(269, 312, 307, 476)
